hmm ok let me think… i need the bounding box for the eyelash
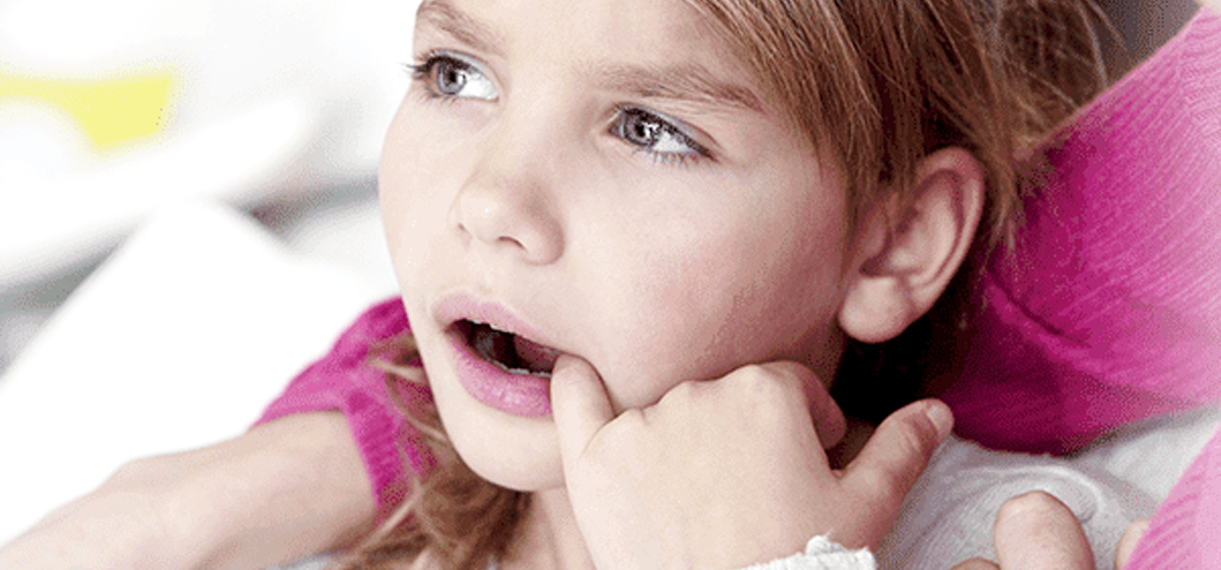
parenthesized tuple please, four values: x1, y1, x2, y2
(405, 52, 712, 168)
(611, 105, 711, 167)
(406, 50, 483, 102)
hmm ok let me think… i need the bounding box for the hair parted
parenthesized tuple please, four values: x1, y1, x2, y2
(339, 0, 1110, 567)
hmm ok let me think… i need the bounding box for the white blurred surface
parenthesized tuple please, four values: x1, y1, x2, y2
(0, 200, 396, 545)
(0, 0, 424, 289)
(0, 0, 423, 376)
(0, 98, 319, 283)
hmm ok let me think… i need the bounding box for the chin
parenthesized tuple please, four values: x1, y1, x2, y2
(443, 400, 568, 492)
(422, 349, 567, 492)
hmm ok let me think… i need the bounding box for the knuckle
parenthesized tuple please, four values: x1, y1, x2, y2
(587, 414, 642, 458)
(726, 363, 769, 385)
(850, 467, 892, 498)
(614, 407, 648, 429)
(885, 407, 942, 459)
(670, 378, 701, 398)
(894, 416, 936, 462)
(728, 363, 799, 400)
(658, 379, 701, 407)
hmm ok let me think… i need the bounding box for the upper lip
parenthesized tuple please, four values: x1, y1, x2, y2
(432, 292, 558, 349)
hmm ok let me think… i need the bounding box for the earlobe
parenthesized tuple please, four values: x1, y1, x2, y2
(839, 147, 985, 344)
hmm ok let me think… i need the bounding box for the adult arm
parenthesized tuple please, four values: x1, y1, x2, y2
(0, 412, 373, 570)
(0, 297, 411, 569)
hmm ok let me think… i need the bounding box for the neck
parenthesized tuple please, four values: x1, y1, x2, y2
(504, 487, 595, 570)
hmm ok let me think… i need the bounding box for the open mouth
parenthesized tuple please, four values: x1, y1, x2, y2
(455, 319, 562, 378)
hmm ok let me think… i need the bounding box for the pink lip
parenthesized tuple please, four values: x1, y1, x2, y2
(433, 294, 556, 417)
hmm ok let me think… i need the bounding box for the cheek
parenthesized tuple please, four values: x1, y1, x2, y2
(583, 200, 846, 408)
(379, 102, 477, 286)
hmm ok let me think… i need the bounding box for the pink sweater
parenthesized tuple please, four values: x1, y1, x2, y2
(255, 9, 1221, 567)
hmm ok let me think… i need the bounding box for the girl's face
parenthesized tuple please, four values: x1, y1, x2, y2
(382, 0, 857, 490)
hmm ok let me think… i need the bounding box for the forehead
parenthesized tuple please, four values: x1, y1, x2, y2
(417, 0, 713, 50)
(414, 0, 764, 112)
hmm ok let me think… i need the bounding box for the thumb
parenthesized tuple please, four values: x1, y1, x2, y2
(801, 370, 847, 449)
(550, 354, 615, 468)
(994, 491, 1095, 569)
(842, 399, 953, 521)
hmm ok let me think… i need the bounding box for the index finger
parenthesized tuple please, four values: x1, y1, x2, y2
(549, 354, 615, 468)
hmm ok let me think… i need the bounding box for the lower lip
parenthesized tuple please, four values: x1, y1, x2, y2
(445, 326, 552, 417)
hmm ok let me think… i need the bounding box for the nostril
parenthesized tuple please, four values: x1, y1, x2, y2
(454, 190, 515, 243)
(449, 182, 564, 264)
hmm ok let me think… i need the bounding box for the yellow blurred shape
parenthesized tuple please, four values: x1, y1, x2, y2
(0, 64, 178, 153)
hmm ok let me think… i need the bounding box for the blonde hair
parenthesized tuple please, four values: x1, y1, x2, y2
(339, 0, 1110, 567)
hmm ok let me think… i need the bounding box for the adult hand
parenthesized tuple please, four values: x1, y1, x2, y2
(950, 491, 1150, 570)
(551, 354, 953, 570)
(0, 412, 374, 570)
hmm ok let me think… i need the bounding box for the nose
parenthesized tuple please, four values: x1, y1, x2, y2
(448, 116, 566, 265)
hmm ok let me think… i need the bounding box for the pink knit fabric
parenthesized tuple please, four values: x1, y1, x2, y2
(253, 297, 428, 520)
(941, 7, 1221, 456)
(253, 7, 1221, 563)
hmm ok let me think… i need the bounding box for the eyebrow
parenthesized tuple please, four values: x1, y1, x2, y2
(415, 0, 763, 114)
(416, 0, 506, 58)
(587, 62, 763, 114)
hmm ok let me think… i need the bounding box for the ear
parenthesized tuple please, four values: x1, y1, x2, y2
(838, 147, 985, 344)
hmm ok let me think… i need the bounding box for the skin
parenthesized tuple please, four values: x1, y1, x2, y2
(952, 492, 1150, 570)
(0, 412, 375, 570)
(384, 0, 976, 567)
(386, 0, 858, 494)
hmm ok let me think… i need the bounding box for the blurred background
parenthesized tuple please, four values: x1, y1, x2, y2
(0, 0, 1203, 377)
(0, 0, 426, 376)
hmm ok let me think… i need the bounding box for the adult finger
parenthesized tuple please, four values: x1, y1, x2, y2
(550, 354, 615, 466)
(841, 399, 953, 509)
(950, 559, 1000, 570)
(994, 491, 1094, 569)
(1115, 520, 1149, 569)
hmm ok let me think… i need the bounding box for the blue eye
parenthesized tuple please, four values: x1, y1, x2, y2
(612, 106, 710, 166)
(410, 51, 498, 101)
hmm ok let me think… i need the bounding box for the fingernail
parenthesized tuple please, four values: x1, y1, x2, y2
(925, 400, 954, 440)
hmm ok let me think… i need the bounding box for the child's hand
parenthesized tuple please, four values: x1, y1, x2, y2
(551, 354, 953, 570)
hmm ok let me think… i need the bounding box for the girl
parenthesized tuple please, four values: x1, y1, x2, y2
(4, 0, 1219, 568)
